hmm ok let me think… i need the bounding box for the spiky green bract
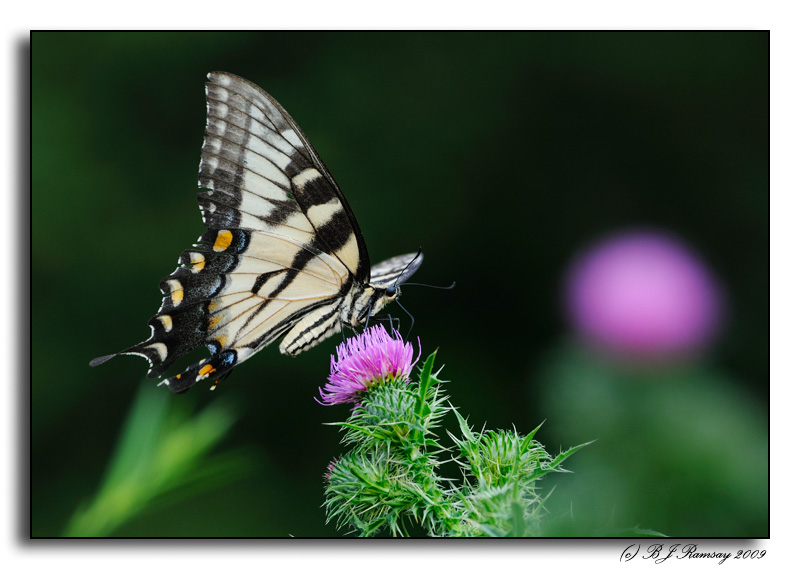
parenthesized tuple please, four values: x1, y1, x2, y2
(325, 447, 418, 536)
(448, 413, 592, 536)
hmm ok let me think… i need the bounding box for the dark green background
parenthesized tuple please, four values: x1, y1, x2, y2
(32, 31, 768, 537)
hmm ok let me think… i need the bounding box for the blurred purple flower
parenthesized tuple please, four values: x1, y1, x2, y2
(318, 325, 420, 406)
(564, 230, 723, 359)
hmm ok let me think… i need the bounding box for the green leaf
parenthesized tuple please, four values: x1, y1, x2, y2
(414, 351, 437, 418)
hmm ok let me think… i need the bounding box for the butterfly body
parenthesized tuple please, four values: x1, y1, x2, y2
(91, 72, 421, 393)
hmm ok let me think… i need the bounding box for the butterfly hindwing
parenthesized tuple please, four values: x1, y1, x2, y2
(370, 253, 425, 287)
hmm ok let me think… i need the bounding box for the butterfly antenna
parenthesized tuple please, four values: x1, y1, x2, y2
(394, 248, 424, 287)
(401, 281, 456, 290)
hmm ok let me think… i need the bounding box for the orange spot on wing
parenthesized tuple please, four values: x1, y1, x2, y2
(199, 364, 216, 377)
(213, 230, 233, 252)
(190, 253, 206, 272)
(171, 288, 184, 306)
(158, 315, 173, 332)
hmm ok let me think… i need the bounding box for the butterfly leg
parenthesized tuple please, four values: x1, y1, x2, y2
(393, 298, 415, 340)
(367, 313, 401, 335)
(363, 303, 373, 330)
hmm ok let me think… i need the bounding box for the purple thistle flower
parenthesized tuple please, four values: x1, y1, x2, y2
(564, 229, 723, 360)
(317, 325, 420, 406)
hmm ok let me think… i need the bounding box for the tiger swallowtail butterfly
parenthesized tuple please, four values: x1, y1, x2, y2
(90, 72, 422, 394)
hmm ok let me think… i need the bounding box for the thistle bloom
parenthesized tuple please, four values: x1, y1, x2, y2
(564, 230, 723, 360)
(318, 325, 420, 406)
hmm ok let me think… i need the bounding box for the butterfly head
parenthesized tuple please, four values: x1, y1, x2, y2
(347, 285, 392, 327)
(348, 252, 424, 327)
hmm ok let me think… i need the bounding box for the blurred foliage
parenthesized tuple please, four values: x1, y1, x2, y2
(536, 343, 767, 536)
(32, 31, 767, 536)
(64, 384, 250, 537)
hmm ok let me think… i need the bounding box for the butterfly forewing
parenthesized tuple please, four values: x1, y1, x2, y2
(202, 73, 370, 278)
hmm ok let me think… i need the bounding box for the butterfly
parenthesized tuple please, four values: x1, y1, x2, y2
(90, 72, 422, 394)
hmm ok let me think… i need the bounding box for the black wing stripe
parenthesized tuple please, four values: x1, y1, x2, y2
(279, 300, 343, 356)
(205, 111, 298, 165)
(227, 296, 338, 350)
(202, 134, 292, 191)
(198, 192, 313, 238)
(200, 151, 291, 203)
(239, 230, 345, 282)
(197, 181, 310, 235)
(198, 161, 307, 235)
